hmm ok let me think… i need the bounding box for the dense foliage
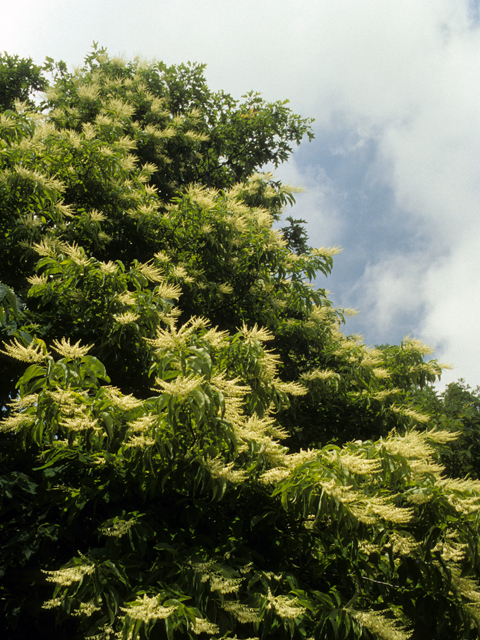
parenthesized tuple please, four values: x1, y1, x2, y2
(0, 52, 48, 111)
(1, 46, 480, 640)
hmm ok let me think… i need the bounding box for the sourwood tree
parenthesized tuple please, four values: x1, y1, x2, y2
(1, 46, 480, 640)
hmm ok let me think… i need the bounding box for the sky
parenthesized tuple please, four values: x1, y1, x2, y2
(2, 0, 480, 388)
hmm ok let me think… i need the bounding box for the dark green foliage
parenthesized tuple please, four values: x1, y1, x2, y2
(441, 381, 480, 479)
(0, 53, 47, 112)
(280, 216, 309, 256)
(410, 380, 480, 480)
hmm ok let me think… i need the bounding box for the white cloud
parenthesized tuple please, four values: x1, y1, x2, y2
(330, 6, 480, 384)
(274, 160, 345, 250)
(347, 252, 429, 339)
(422, 237, 480, 387)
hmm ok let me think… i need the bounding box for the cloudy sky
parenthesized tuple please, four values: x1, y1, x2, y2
(2, 0, 480, 387)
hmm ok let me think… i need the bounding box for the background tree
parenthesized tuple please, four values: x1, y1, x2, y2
(405, 379, 480, 480)
(0, 53, 48, 111)
(1, 47, 480, 640)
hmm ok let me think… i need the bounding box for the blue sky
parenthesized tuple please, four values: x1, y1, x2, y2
(3, 0, 480, 387)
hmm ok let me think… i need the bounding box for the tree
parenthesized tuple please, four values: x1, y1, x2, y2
(1, 46, 480, 640)
(406, 379, 480, 481)
(0, 53, 48, 112)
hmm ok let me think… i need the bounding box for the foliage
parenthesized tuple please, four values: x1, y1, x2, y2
(408, 380, 480, 481)
(279, 216, 309, 256)
(42, 43, 313, 207)
(0, 53, 48, 111)
(1, 46, 480, 640)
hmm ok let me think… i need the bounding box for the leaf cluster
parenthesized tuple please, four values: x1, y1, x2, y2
(0, 53, 48, 111)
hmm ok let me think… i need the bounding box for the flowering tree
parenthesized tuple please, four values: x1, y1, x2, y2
(1, 47, 480, 640)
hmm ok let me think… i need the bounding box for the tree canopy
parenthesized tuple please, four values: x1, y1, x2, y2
(0, 52, 48, 112)
(1, 46, 480, 640)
